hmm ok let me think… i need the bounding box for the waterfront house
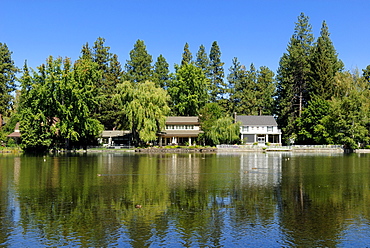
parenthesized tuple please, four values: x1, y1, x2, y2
(158, 116, 203, 146)
(236, 115, 282, 145)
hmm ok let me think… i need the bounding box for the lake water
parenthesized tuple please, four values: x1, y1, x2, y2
(1, 152, 370, 247)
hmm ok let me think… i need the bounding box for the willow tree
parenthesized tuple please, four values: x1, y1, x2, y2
(114, 81, 170, 145)
(206, 117, 241, 145)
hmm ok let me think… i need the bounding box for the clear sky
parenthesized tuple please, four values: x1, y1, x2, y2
(2, 0, 370, 76)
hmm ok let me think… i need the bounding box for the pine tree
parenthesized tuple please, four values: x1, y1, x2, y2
(256, 66, 276, 115)
(79, 38, 123, 130)
(125, 39, 153, 83)
(309, 21, 344, 100)
(181, 42, 192, 65)
(227, 57, 247, 114)
(276, 13, 314, 142)
(209, 41, 226, 102)
(195, 44, 210, 76)
(153, 54, 170, 88)
(0, 43, 18, 127)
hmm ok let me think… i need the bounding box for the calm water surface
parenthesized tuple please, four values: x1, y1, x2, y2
(1, 152, 370, 247)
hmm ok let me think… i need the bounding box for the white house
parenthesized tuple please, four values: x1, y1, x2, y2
(158, 116, 203, 146)
(236, 115, 282, 145)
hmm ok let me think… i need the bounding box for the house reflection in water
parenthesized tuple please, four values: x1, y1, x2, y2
(239, 153, 283, 187)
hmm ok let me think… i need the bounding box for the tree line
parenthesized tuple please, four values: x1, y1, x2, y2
(1, 12, 370, 151)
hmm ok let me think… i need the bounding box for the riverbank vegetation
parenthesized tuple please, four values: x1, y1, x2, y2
(1, 13, 370, 151)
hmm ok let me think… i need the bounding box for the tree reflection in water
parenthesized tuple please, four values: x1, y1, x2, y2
(0, 152, 370, 247)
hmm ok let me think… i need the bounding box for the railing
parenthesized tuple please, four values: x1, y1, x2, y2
(217, 144, 343, 149)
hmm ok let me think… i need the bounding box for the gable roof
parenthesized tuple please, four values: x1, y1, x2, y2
(166, 116, 199, 125)
(236, 115, 277, 126)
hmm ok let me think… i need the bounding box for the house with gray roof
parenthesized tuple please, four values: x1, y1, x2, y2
(236, 115, 282, 145)
(158, 116, 203, 146)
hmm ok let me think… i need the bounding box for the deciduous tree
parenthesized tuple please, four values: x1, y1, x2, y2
(168, 63, 209, 116)
(114, 81, 170, 145)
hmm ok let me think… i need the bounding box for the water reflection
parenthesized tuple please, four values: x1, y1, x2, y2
(0, 152, 370, 247)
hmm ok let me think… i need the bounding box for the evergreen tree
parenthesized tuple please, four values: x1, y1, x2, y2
(168, 63, 209, 116)
(153, 54, 170, 88)
(195, 44, 210, 76)
(255, 66, 276, 115)
(0, 43, 18, 128)
(79, 38, 123, 129)
(125, 39, 153, 83)
(227, 57, 247, 114)
(362, 65, 370, 84)
(276, 13, 314, 143)
(309, 21, 344, 100)
(181, 42, 193, 65)
(209, 41, 226, 102)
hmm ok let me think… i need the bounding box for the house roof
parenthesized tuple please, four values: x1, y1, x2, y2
(166, 116, 199, 125)
(101, 130, 131, 138)
(158, 130, 203, 138)
(236, 115, 277, 126)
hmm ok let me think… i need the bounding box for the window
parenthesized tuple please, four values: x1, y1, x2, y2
(242, 126, 249, 132)
(267, 126, 273, 132)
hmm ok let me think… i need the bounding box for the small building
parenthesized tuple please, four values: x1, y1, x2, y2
(158, 116, 203, 146)
(100, 130, 132, 147)
(7, 122, 21, 143)
(236, 115, 282, 145)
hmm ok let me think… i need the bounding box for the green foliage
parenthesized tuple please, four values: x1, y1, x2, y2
(295, 96, 330, 144)
(0, 43, 18, 125)
(198, 103, 225, 145)
(228, 59, 275, 115)
(114, 81, 170, 145)
(153, 54, 171, 89)
(195, 44, 210, 77)
(125, 39, 153, 84)
(206, 117, 241, 145)
(18, 56, 103, 152)
(316, 71, 370, 149)
(168, 63, 209, 116)
(181, 42, 192, 65)
(209, 41, 226, 102)
(309, 21, 344, 100)
(276, 12, 314, 142)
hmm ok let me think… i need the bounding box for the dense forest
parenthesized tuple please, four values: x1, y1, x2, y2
(1, 13, 370, 151)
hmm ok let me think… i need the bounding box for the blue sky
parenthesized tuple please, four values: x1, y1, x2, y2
(2, 1, 370, 76)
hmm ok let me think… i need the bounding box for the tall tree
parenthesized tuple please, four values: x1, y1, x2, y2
(79, 38, 123, 129)
(255, 66, 276, 115)
(315, 71, 370, 149)
(153, 54, 171, 89)
(227, 57, 246, 114)
(209, 41, 226, 102)
(0, 43, 18, 127)
(195, 44, 210, 76)
(309, 21, 344, 100)
(125, 39, 153, 83)
(276, 13, 314, 143)
(19, 56, 103, 152)
(114, 81, 170, 145)
(168, 63, 209, 116)
(181, 42, 193, 65)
